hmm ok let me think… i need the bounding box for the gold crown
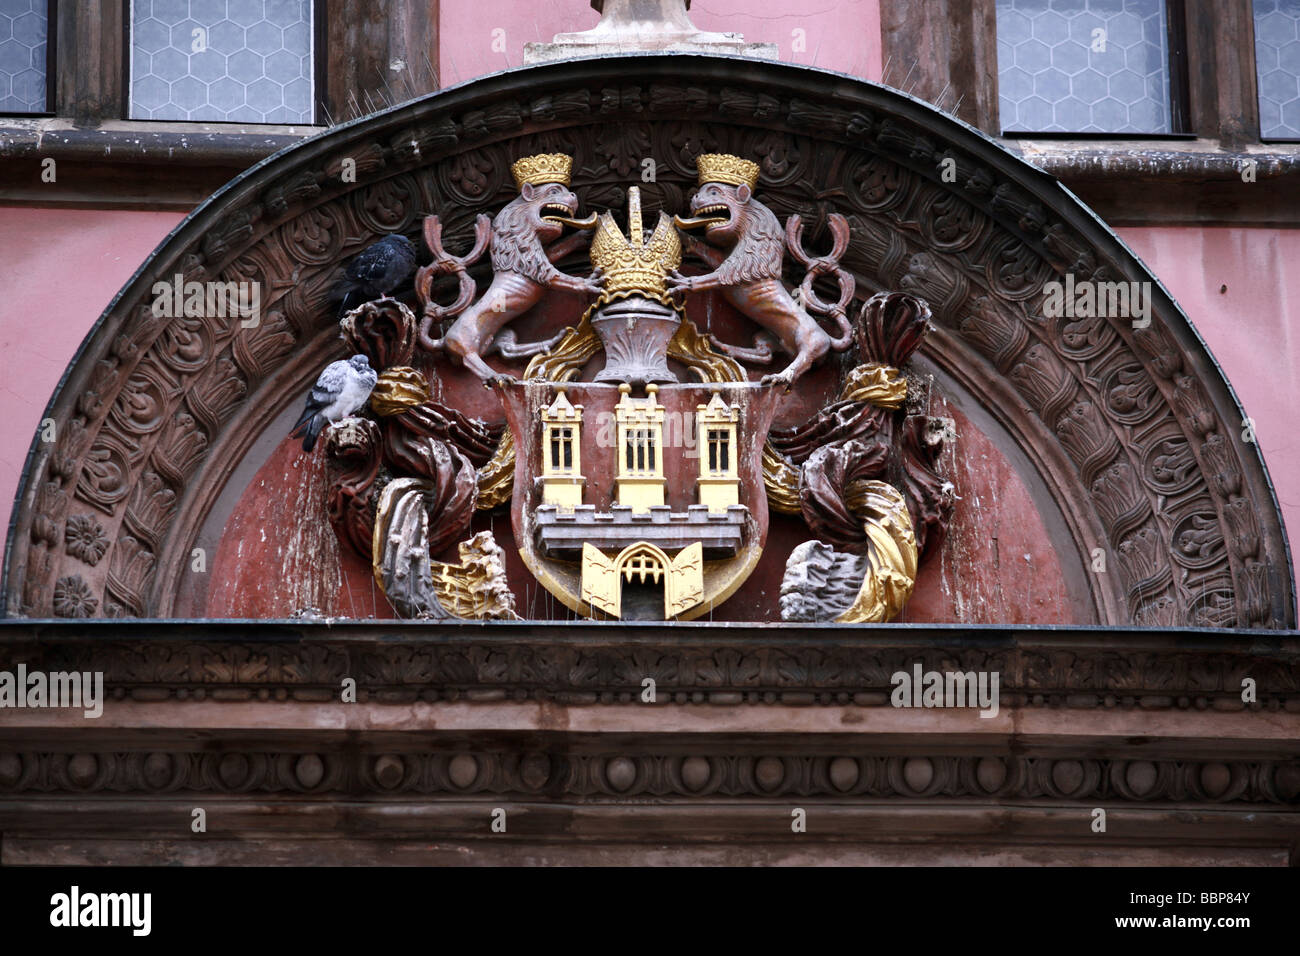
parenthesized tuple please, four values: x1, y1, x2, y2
(588, 187, 682, 307)
(511, 153, 572, 189)
(696, 153, 760, 189)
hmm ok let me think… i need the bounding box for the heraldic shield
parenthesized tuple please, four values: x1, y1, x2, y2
(500, 379, 782, 620)
(324, 152, 945, 624)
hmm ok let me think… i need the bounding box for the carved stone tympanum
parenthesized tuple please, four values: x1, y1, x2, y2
(3, 54, 1289, 628)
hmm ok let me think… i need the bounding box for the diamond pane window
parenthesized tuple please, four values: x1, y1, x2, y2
(1254, 0, 1300, 139)
(997, 0, 1172, 133)
(0, 0, 49, 115)
(129, 0, 315, 123)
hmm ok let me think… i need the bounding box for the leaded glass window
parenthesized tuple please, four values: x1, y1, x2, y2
(129, 0, 314, 123)
(996, 0, 1173, 134)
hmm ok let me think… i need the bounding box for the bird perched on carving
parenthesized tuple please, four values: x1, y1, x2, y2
(332, 234, 417, 317)
(291, 355, 378, 452)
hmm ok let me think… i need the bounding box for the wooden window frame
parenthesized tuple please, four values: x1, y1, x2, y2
(991, 0, 1194, 139)
(0, 0, 440, 205)
(880, 0, 1268, 146)
(1166, 0, 1192, 135)
(1184, 0, 1261, 144)
(51, 0, 440, 128)
(879, 0, 1001, 134)
(37, 0, 57, 114)
(120, 0, 327, 125)
(321, 0, 441, 126)
(55, 0, 122, 125)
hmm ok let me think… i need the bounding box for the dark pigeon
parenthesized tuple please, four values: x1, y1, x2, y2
(291, 354, 379, 452)
(333, 234, 418, 317)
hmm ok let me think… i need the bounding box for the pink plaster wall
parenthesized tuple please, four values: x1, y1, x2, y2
(1118, 226, 1300, 572)
(438, 0, 883, 85)
(0, 206, 184, 549)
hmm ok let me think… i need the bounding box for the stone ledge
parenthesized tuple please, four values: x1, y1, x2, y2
(1, 620, 1296, 863)
(1001, 138, 1300, 224)
(0, 788, 1297, 866)
(0, 119, 315, 164)
(0, 620, 1297, 708)
(1, 832, 1289, 867)
(0, 730, 1296, 802)
(0, 119, 318, 208)
(1004, 138, 1300, 182)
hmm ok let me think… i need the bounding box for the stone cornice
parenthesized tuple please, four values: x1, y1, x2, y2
(0, 120, 316, 209)
(2, 620, 1297, 707)
(2, 622, 1296, 861)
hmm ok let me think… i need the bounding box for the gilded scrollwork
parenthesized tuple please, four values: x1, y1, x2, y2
(834, 481, 918, 624)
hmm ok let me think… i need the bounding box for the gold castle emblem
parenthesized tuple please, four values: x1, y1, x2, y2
(588, 186, 682, 308)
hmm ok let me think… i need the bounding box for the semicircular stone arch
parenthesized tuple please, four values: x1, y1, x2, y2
(4, 53, 1292, 628)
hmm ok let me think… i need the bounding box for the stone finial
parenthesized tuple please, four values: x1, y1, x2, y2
(524, 0, 777, 63)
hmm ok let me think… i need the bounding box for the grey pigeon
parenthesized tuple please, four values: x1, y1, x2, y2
(291, 355, 378, 452)
(334, 234, 418, 317)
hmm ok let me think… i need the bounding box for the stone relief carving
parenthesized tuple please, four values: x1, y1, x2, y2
(2, 746, 1295, 805)
(300, 150, 945, 621)
(2, 57, 1287, 628)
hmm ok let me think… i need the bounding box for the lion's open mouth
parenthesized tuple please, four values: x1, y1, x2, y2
(540, 204, 597, 229)
(673, 204, 730, 229)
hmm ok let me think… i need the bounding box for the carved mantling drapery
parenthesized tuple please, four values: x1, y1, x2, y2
(3, 54, 1292, 627)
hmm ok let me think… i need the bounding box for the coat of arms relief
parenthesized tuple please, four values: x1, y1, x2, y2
(307, 152, 955, 623)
